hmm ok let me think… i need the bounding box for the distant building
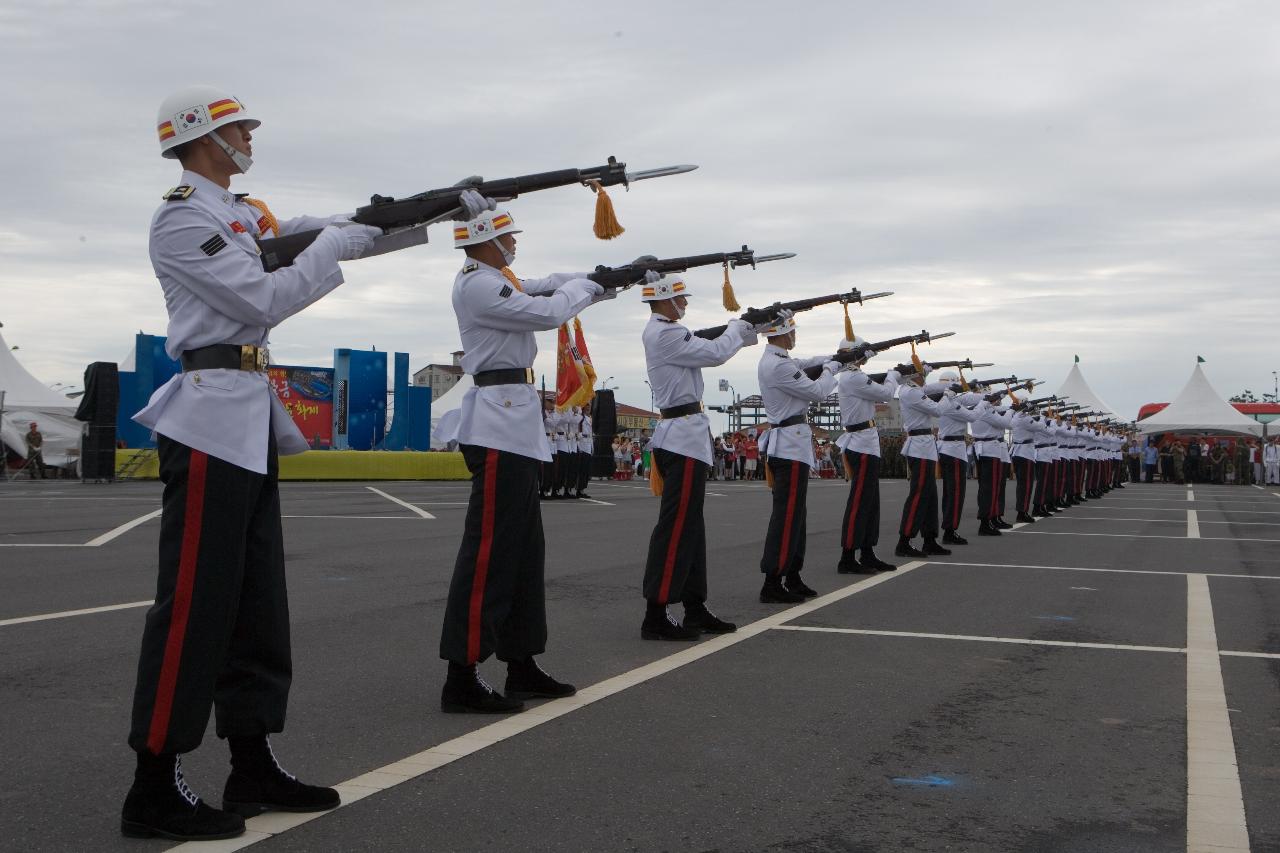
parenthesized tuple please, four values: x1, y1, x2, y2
(617, 402, 659, 433)
(413, 351, 464, 401)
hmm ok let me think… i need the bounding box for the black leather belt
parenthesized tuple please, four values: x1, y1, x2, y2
(940, 435, 966, 441)
(844, 420, 873, 432)
(771, 414, 806, 428)
(1036, 443, 1054, 449)
(907, 428, 933, 436)
(181, 344, 268, 373)
(474, 368, 535, 387)
(1014, 439, 1033, 444)
(660, 401, 703, 419)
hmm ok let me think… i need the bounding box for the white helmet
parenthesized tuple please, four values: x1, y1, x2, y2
(929, 369, 961, 385)
(837, 334, 867, 352)
(640, 274, 689, 302)
(761, 315, 797, 337)
(157, 85, 257, 159)
(454, 208, 521, 248)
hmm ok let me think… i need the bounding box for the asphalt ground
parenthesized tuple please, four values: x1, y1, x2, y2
(2, 476, 1278, 852)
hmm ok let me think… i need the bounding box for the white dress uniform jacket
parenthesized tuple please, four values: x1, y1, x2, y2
(1010, 412, 1047, 462)
(972, 406, 1014, 461)
(552, 410, 573, 453)
(451, 260, 597, 461)
(644, 315, 752, 467)
(937, 393, 986, 461)
(898, 386, 942, 461)
(577, 413, 593, 453)
(756, 344, 837, 467)
(134, 170, 358, 473)
(834, 368, 900, 457)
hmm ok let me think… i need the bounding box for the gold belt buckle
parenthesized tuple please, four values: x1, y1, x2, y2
(524, 367, 535, 384)
(239, 345, 268, 372)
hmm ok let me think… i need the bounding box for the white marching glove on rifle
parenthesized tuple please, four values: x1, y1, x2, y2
(824, 360, 842, 374)
(730, 318, 758, 346)
(327, 222, 383, 261)
(458, 188, 497, 221)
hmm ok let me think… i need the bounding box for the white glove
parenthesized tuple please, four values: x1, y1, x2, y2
(943, 388, 957, 399)
(580, 280, 605, 297)
(327, 222, 383, 260)
(862, 348, 878, 360)
(592, 287, 618, 302)
(642, 270, 661, 285)
(458, 188, 497, 221)
(775, 308, 795, 321)
(730, 318, 757, 346)
(919, 362, 934, 375)
(886, 369, 902, 382)
(824, 360, 841, 374)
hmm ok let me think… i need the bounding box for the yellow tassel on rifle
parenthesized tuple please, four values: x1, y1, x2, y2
(649, 461, 663, 496)
(910, 341, 925, 376)
(958, 368, 971, 393)
(843, 302, 854, 342)
(722, 263, 740, 312)
(589, 180, 625, 240)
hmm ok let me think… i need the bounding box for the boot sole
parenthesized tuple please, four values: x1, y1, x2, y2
(641, 629, 701, 641)
(222, 798, 340, 817)
(504, 687, 578, 700)
(440, 701, 525, 714)
(121, 819, 245, 841)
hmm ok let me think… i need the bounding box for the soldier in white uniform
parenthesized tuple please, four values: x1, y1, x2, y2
(932, 371, 986, 545)
(895, 363, 951, 558)
(973, 392, 1015, 535)
(552, 405, 576, 498)
(1032, 413, 1059, 517)
(834, 338, 901, 573)
(122, 86, 493, 841)
(1010, 405, 1048, 523)
(755, 316, 840, 602)
(1265, 438, 1279, 485)
(639, 275, 758, 639)
(575, 406, 594, 498)
(439, 208, 649, 711)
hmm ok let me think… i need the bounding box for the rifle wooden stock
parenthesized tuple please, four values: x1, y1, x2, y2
(693, 290, 861, 340)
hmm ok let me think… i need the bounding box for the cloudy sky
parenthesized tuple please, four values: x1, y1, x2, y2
(2, 0, 1277, 426)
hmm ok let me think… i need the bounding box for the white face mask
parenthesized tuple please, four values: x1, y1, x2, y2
(493, 236, 515, 265)
(209, 129, 252, 174)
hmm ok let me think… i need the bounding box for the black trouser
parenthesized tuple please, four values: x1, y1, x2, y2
(1128, 456, 1141, 483)
(840, 450, 881, 553)
(1185, 458, 1199, 483)
(1033, 459, 1051, 508)
(440, 446, 546, 665)
(760, 457, 810, 577)
(555, 449, 575, 494)
(642, 450, 708, 605)
(540, 451, 555, 495)
(1013, 456, 1035, 514)
(976, 456, 1004, 521)
(899, 455, 938, 539)
(25, 451, 46, 479)
(939, 453, 968, 532)
(576, 450, 591, 492)
(129, 434, 289, 756)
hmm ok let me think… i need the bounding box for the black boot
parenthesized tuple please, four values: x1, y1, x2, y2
(504, 656, 576, 700)
(760, 578, 804, 604)
(837, 550, 865, 574)
(441, 663, 525, 713)
(784, 573, 818, 598)
(641, 603, 701, 640)
(576, 491, 590, 499)
(921, 537, 952, 556)
(222, 736, 340, 817)
(860, 550, 897, 571)
(1032, 505, 1051, 518)
(122, 753, 245, 841)
(978, 520, 1002, 536)
(941, 530, 968, 545)
(894, 536, 925, 558)
(993, 518, 1013, 530)
(683, 602, 737, 634)
(1016, 512, 1036, 524)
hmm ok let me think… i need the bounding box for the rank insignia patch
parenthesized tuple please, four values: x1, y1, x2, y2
(793, 371, 802, 379)
(462, 261, 478, 273)
(200, 234, 227, 256)
(684, 332, 692, 341)
(163, 185, 195, 201)
(499, 284, 513, 298)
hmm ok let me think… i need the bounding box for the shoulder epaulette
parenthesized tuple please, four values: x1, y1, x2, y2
(462, 261, 479, 274)
(163, 185, 195, 202)
(233, 193, 250, 200)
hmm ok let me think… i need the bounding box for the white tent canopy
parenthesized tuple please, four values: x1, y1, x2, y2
(1137, 362, 1263, 437)
(1054, 358, 1116, 418)
(0, 327, 84, 468)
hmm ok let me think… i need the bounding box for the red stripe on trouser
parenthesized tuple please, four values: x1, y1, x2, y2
(146, 450, 208, 755)
(951, 457, 963, 529)
(843, 455, 867, 549)
(776, 461, 800, 575)
(657, 457, 695, 604)
(903, 458, 926, 535)
(466, 449, 500, 664)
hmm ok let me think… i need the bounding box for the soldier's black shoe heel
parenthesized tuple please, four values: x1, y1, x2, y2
(941, 530, 968, 545)
(894, 537, 925, 558)
(978, 521, 1002, 536)
(683, 603, 737, 634)
(642, 605, 702, 640)
(921, 538, 952, 556)
(860, 550, 897, 571)
(504, 657, 576, 700)
(784, 574, 818, 597)
(121, 754, 245, 841)
(221, 737, 340, 817)
(1016, 512, 1036, 524)
(441, 666, 525, 713)
(760, 579, 805, 603)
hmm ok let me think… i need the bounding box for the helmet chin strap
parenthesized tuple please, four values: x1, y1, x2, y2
(208, 130, 253, 174)
(491, 236, 515, 266)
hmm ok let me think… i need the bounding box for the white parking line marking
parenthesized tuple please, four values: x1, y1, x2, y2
(576, 498, 616, 506)
(770, 624, 1182, 654)
(1184, 574, 1250, 852)
(0, 600, 152, 628)
(1187, 489, 1195, 502)
(168, 564, 927, 851)
(934, 560, 1280, 581)
(1187, 510, 1200, 539)
(1220, 650, 1280, 660)
(1036, 516, 1280, 526)
(1, 508, 164, 548)
(283, 515, 422, 520)
(364, 487, 435, 519)
(1014, 530, 1280, 543)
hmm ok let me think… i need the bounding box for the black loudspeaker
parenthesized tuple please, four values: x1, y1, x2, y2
(81, 424, 117, 480)
(591, 390, 618, 476)
(75, 362, 120, 426)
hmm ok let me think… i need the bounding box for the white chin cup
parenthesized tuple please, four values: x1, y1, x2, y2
(492, 236, 514, 265)
(209, 130, 253, 173)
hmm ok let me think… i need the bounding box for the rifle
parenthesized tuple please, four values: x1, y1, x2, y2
(866, 358, 985, 383)
(967, 375, 1020, 390)
(589, 245, 795, 290)
(692, 288, 887, 340)
(254, 157, 697, 272)
(1020, 395, 1059, 408)
(802, 330, 954, 379)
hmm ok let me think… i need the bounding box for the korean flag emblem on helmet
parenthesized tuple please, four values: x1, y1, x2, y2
(640, 274, 688, 302)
